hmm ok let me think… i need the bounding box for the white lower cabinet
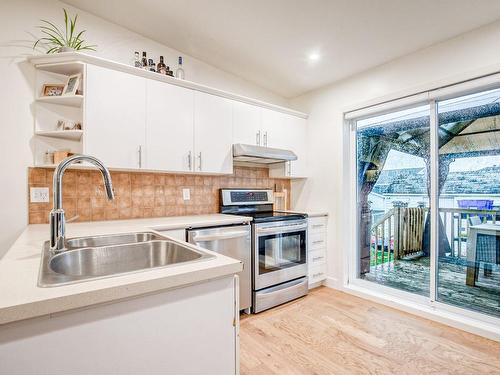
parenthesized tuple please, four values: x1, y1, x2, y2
(307, 216, 328, 287)
(0, 276, 239, 375)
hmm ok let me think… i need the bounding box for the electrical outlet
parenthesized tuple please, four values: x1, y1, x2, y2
(182, 188, 190, 201)
(30, 187, 49, 203)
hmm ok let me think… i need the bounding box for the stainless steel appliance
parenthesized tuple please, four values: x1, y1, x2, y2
(232, 143, 297, 164)
(187, 223, 252, 311)
(220, 188, 308, 313)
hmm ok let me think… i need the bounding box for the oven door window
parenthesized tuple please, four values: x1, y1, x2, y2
(258, 231, 306, 274)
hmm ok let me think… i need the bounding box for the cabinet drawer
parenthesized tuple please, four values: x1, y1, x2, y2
(308, 232, 326, 250)
(308, 249, 326, 266)
(308, 217, 327, 233)
(308, 263, 326, 283)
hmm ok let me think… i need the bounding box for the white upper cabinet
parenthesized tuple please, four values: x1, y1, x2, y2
(233, 101, 262, 146)
(261, 108, 287, 148)
(146, 80, 194, 172)
(85, 64, 146, 169)
(268, 114, 308, 178)
(194, 91, 234, 174)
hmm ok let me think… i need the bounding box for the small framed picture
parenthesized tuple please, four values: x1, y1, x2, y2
(63, 73, 82, 96)
(41, 84, 64, 97)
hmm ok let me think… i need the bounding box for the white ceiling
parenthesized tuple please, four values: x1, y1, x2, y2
(64, 0, 500, 98)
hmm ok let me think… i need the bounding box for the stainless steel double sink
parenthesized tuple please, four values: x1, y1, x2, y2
(39, 232, 214, 287)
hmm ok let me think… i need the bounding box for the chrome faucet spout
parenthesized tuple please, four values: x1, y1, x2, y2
(50, 154, 114, 251)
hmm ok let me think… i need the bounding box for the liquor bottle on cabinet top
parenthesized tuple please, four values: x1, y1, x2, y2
(148, 59, 156, 72)
(166, 66, 173, 77)
(133, 52, 141, 68)
(175, 56, 185, 79)
(157, 56, 167, 75)
(141, 52, 148, 69)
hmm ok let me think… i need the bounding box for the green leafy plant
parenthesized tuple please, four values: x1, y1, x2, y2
(33, 9, 96, 53)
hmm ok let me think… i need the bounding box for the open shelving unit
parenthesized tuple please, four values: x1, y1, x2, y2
(36, 94, 84, 107)
(34, 129, 83, 141)
(33, 61, 85, 166)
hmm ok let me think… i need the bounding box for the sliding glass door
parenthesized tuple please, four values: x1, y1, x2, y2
(353, 83, 500, 320)
(356, 104, 430, 296)
(437, 88, 500, 318)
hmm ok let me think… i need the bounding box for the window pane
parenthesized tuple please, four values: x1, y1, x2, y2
(437, 88, 500, 318)
(356, 104, 430, 297)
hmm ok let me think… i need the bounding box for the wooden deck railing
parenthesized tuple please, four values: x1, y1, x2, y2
(371, 207, 500, 266)
(440, 208, 500, 258)
(371, 207, 427, 266)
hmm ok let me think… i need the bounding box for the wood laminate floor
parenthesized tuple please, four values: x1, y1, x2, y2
(240, 287, 500, 375)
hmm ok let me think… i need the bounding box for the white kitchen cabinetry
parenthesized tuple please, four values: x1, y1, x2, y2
(0, 276, 239, 375)
(268, 115, 308, 178)
(146, 80, 194, 172)
(194, 91, 233, 174)
(261, 108, 286, 148)
(233, 101, 262, 146)
(307, 215, 328, 287)
(85, 64, 146, 169)
(30, 54, 308, 175)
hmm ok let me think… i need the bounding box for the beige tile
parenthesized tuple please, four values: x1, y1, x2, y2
(154, 174, 166, 185)
(30, 168, 46, 184)
(28, 166, 291, 224)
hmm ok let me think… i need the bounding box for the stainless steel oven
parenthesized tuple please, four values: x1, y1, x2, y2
(220, 188, 309, 313)
(254, 219, 308, 290)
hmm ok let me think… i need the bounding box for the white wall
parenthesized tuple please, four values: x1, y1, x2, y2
(0, 0, 288, 258)
(290, 20, 500, 288)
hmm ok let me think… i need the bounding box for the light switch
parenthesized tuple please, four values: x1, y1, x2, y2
(30, 187, 49, 203)
(182, 188, 190, 201)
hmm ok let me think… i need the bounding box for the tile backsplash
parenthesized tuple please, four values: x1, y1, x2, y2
(28, 166, 290, 224)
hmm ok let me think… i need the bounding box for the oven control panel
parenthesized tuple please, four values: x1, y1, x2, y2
(221, 189, 274, 206)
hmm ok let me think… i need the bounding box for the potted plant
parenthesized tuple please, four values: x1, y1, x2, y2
(33, 9, 96, 54)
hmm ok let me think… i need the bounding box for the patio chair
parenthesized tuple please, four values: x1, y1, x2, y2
(467, 215, 497, 278)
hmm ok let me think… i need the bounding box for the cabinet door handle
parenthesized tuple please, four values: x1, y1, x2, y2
(312, 240, 324, 245)
(138, 145, 143, 168)
(256, 131, 261, 146)
(198, 152, 202, 171)
(312, 224, 324, 229)
(287, 161, 292, 176)
(188, 151, 192, 170)
(263, 131, 268, 147)
(312, 256, 324, 262)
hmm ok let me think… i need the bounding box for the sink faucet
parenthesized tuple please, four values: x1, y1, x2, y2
(50, 154, 114, 252)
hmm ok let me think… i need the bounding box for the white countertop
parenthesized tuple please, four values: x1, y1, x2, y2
(0, 214, 251, 326)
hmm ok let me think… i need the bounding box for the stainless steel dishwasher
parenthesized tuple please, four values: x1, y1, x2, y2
(187, 223, 252, 311)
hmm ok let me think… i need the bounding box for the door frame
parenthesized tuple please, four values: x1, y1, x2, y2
(343, 73, 500, 340)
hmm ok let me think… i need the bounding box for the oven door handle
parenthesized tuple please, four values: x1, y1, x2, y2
(192, 230, 249, 242)
(256, 224, 308, 234)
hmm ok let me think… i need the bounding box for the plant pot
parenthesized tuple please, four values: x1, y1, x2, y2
(58, 47, 76, 53)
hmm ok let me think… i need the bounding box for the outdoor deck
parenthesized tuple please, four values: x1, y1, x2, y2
(362, 257, 500, 318)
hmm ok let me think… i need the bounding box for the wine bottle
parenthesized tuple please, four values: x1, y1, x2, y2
(175, 56, 185, 79)
(148, 59, 156, 72)
(133, 51, 141, 68)
(141, 52, 148, 69)
(157, 56, 167, 75)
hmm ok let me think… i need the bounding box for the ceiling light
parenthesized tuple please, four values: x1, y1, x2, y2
(308, 52, 320, 62)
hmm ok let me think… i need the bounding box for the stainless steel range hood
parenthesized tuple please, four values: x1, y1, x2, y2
(232, 144, 297, 164)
